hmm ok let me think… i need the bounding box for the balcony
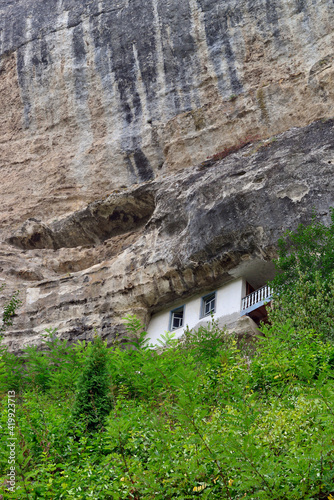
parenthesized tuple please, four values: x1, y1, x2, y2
(241, 285, 272, 319)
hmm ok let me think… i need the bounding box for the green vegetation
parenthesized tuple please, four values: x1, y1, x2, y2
(271, 208, 334, 341)
(1, 215, 334, 498)
(0, 285, 21, 339)
(273, 208, 334, 290)
(71, 334, 112, 432)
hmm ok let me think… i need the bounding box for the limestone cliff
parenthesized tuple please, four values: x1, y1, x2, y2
(1, 0, 334, 348)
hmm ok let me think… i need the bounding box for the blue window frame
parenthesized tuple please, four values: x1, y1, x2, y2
(201, 292, 216, 318)
(170, 305, 185, 330)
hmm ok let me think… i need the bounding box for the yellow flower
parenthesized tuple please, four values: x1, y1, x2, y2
(193, 484, 207, 492)
(228, 479, 234, 487)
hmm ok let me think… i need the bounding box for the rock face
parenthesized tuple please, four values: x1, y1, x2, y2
(1, 0, 334, 231)
(2, 119, 334, 350)
(1, 0, 334, 349)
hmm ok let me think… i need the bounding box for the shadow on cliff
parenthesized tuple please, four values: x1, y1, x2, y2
(6, 185, 156, 251)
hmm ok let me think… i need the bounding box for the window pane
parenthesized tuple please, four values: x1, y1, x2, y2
(203, 294, 215, 316)
(171, 308, 184, 329)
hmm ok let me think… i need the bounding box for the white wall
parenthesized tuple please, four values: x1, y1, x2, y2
(146, 278, 245, 345)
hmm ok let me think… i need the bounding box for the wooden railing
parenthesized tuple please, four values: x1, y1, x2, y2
(241, 285, 272, 311)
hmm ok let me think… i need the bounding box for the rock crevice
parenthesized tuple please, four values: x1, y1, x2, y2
(7, 185, 156, 250)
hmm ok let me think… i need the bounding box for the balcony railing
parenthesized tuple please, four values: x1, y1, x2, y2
(241, 285, 272, 312)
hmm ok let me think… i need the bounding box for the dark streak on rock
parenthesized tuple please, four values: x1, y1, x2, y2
(133, 150, 154, 182)
(265, 0, 280, 38)
(72, 23, 88, 103)
(295, 0, 306, 14)
(197, 0, 243, 95)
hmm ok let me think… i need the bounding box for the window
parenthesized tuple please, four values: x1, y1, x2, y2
(170, 306, 184, 330)
(201, 292, 216, 317)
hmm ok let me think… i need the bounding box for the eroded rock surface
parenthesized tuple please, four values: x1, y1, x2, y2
(2, 119, 334, 351)
(0, 0, 334, 234)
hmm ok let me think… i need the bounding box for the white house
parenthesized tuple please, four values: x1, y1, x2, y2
(146, 259, 275, 345)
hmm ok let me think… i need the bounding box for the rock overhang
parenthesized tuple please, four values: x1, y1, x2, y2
(2, 119, 334, 350)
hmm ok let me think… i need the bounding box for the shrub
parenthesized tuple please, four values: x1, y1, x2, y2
(272, 208, 334, 292)
(269, 208, 334, 341)
(0, 284, 21, 339)
(71, 334, 112, 432)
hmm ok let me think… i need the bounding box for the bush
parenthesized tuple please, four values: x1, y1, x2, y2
(272, 207, 334, 291)
(0, 328, 87, 394)
(269, 209, 334, 341)
(0, 284, 21, 339)
(71, 334, 112, 432)
(1, 316, 334, 499)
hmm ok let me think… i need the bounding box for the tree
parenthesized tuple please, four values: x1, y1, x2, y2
(72, 334, 112, 431)
(269, 209, 334, 341)
(272, 208, 334, 292)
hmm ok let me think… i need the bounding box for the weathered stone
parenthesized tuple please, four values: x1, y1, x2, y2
(0, 0, 334, 234)
(7, 185, 156, 250)
(1, 119, 334, 351)
(227, 316, 261, 342)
